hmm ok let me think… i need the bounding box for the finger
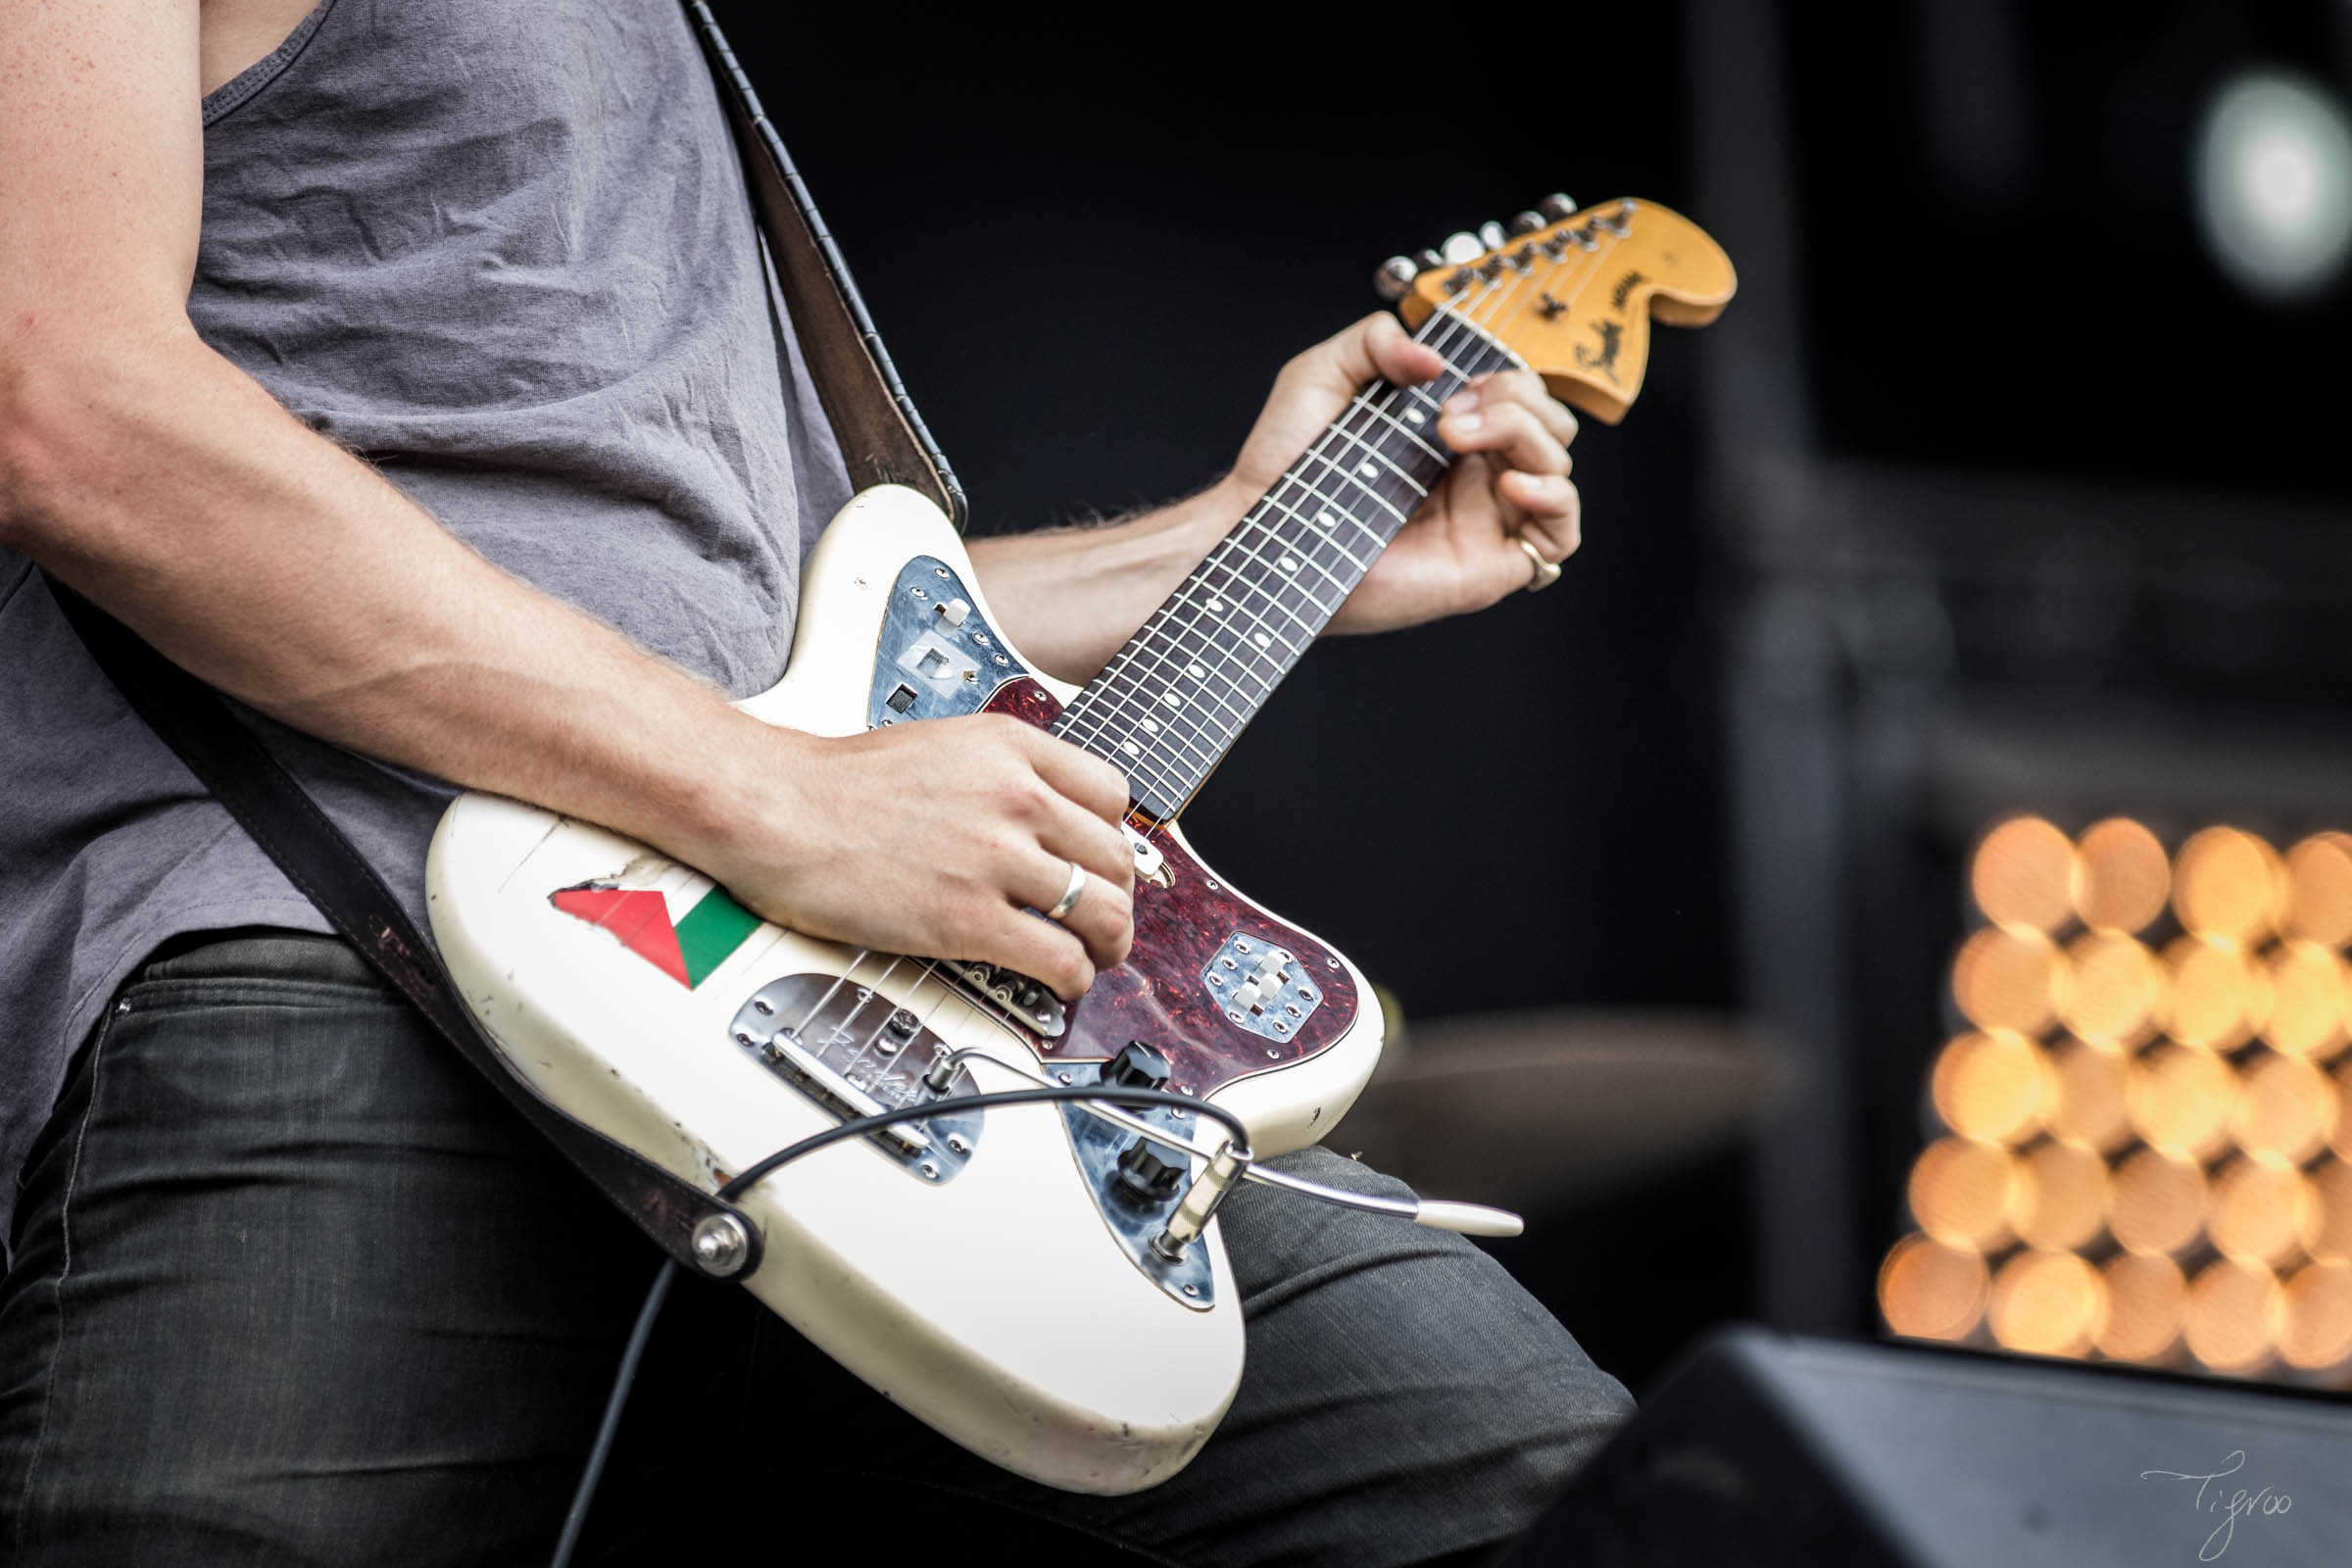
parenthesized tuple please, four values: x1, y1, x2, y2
(1466, 369, 1579, 446)
(1437, 396, 1571, 477)
(1013, 724, 1132, 824)
(1296, 312, 1443, 400)
(1036, 791, 1136, 898)
(1018, 853, 1135, 973)
(971, 905, 1095, 1001)
(1505, 473, 1582, 560)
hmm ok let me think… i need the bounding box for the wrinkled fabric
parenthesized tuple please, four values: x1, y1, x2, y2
(0, 0, 853, 1245)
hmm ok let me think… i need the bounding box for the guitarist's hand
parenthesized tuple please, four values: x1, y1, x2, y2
(725, 716, 1136, 1001)
(1225, 313, 1584, 634)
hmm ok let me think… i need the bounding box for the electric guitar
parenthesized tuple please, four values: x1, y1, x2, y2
(425, 197, 1733, 1494)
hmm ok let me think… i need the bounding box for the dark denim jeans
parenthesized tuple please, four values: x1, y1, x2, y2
(0, 933, 1631, 1565)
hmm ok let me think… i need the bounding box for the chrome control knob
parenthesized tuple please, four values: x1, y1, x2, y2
(1538, 192, 1578, 220)
(1477, 220, 1508, 251)
(1440, 231, 1484, 264)
(1373, 255, 1418, 302)
(1415, 247, 1446, 272)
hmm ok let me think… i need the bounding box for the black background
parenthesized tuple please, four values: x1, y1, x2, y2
(710, 4, 1747, 1390)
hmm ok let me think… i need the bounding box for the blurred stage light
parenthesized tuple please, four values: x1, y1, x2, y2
(2073, 817, 2170, 935)
(1931, 1030, 2049, 1146)
(1888, 817, 2352, 1385)
(2045, 1037, 2134, 1152)
(2282, 1261, 2352, 1371)
(2060, 932, 2163, 1048)
(2174, 826, 2285, 946)
(2195, 72, 2352, 302)
(1990, 1250, 2106, 1357)
(1908, 1136, 2020, 1251)
(2096, 1252, 2186, 1362)
(1879, 1234, 1990, 1343)
(1953, 926, 2066, 1035)
(2184, 1258, 2284, 1373)
(1973, 816, 2075, 933)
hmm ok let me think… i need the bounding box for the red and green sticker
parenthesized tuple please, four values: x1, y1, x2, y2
(550, 870, 760, 989)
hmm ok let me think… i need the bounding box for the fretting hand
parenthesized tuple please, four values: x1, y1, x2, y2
(1220, 312, 1583, 634)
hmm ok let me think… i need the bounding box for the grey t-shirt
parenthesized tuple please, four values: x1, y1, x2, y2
(0, 0, 853, 1239)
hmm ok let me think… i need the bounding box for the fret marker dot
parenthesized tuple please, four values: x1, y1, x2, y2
(1356, 461, 1378, 479)
(1121, 740, 1141, 756)
(1278, 556, 1298, 573)
(1163, 691, 1184, 709)
(1253, 632, 1273, 649)
(1207, 599, 1225, 614)
(1317, 511, 1338, 529)
(1142, 718, 1160, 733)
(1404, 409, 1426, 425)
(1186, 662, 1205, 679)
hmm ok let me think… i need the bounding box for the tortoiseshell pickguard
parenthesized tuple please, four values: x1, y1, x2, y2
(980, 677, 1360, 1096)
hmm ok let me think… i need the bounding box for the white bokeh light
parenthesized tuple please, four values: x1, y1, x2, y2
(2195, 72, 2352, 301)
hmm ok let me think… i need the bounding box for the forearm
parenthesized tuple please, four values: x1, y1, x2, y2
(1, 328, 778, 870)
(965, 479, 1248, 684)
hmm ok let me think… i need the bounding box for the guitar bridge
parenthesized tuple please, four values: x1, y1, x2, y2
(730, 974, 983, 1182)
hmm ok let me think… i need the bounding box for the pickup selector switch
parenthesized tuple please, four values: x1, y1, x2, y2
(937, 597, 971, 627)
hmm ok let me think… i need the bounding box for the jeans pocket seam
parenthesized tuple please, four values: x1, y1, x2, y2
(8, 996, 122, 1551)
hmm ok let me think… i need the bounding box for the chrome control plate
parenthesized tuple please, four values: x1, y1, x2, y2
(1200, 932, 1324, 1043)
(867, 557, 1024, 729)
(1055, 1062, 1216, 1310)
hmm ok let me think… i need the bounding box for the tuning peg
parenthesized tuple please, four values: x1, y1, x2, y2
(1477, 220, 1508, 251)
(1538, 192, 1578, 220)
(1508, 211, 1546, 236)
(1416, 247, 1446, 272)
(1373, 255, 1418, 302)
(1440, 231, 1484, 264)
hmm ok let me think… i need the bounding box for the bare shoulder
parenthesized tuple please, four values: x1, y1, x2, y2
(199, 0, 321, 96)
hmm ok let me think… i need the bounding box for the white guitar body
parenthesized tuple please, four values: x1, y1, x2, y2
(426, 485, 1385, 1494)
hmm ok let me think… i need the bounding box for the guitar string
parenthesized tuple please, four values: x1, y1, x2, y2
(765, 228, 1631, 1082)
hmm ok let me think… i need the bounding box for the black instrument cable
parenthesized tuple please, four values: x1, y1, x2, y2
(548, 1084, 1250, 1568)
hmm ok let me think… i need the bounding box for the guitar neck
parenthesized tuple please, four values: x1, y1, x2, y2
(1052, 307, 1523, 821)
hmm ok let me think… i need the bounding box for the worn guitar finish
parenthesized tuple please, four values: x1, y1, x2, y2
(426, 198, 1732, 1497)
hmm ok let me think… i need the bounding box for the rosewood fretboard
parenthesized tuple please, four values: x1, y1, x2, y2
(1052, 307, 1522, 821)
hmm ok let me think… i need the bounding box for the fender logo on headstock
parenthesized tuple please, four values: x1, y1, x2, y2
(1576, 318, 1625, 381)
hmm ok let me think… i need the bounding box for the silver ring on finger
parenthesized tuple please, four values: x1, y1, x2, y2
(1515, 533, 1564, 594)
(1046, 859, 1088, 922)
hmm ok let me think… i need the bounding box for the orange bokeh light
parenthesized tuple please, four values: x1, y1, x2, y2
(1953, 927, 2067, 1036)
(2231, 1050, 2338, 1168)
(1972, 816, 2076, 933)
(2285, 832, 2352, 951)
(1990, 1249, 2106, 1357)
(2281, 1261, 2352, 1371)
(2207, 1157, 2314, 1269)
(2183, 1259, 2283, 1373)
(1879, 1234, 1990, 1342)
(1908, 1137, 2020, 1251)
(2263, 940, 2352, 1060)
(2128, 1043, 2235, 1162)
(2174, 827, 2286, 946)
(2163, 937, 2270, 1053)
(1931, 1031, 2049, 1146)
(2043, 1037, 2134, 1152)
(2059, 932, 2163, 1047)
(2109, 1148, 2209, 1257)
(2096, 1252, 2186, 1363)
(2073, 818, 2171, 934)
(2015, 1140, 2109, 1252)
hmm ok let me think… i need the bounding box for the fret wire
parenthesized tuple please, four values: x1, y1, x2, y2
(1066, 689, 1225, 785)
(1254, 487, 1379, 575)
(1316, 417, 1433, 501)
(1225, 507, 1358, 603)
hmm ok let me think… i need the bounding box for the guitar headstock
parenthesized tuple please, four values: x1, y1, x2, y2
(1387, 197, 1735, 424)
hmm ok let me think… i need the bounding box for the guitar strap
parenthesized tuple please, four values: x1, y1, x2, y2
(46, 2, 968, 1276)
